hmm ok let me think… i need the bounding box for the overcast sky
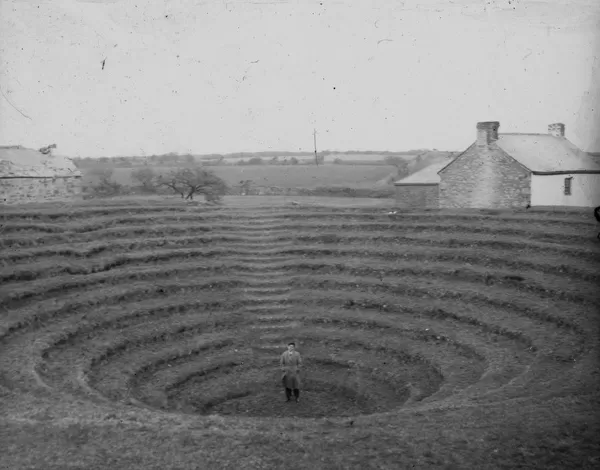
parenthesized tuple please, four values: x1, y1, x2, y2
(1, 0, 599, 157)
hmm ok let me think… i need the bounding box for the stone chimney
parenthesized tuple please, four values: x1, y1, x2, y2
(548, 123, 565, 137)
(476, 121, 500, 148)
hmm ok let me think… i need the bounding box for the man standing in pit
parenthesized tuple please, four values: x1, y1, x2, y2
(280, 342, 302, 403)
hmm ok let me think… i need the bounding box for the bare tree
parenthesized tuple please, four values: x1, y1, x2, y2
(90, 167, 114, 181)
(248, 156, 264, 165)
(157, 166, 228, 202)
(131, 167, 158, 192)
(157, 173, 187, 199)
(239, 179, 253, 195)
(87, 167, 123, 196)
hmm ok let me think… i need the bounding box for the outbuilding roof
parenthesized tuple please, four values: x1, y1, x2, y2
(0, 146, 81, 178)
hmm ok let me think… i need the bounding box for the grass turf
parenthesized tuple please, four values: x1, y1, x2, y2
(1, 196, 599, 469)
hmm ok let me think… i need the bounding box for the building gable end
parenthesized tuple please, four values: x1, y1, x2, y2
(437, 143, 476, 175)
(494, 146, 533, 173)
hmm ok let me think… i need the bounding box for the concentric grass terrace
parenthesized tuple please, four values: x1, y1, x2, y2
(1, 196, 599, 469)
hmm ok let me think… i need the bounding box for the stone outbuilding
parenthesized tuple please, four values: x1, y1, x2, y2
(0, 145, 82, 204)
(437, 122, 600, 209)
(393, 160, 451, 208)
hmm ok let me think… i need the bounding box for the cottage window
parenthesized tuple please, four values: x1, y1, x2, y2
(564, 177, 572, 196)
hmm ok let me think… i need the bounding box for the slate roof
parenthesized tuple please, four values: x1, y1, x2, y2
(0, 146, 81, 178)
(495, 134, 600, 173)
(394, 160, 451, 185)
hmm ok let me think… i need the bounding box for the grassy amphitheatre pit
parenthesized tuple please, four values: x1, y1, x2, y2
(1, 196, 599, 469)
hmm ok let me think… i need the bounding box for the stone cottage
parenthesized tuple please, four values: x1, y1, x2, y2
(0, 145, 82, 204)
(393, 160, 451, 209)
(437, 122, 600, 209)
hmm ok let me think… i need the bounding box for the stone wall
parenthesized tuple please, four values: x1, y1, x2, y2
(395, 184, 439, 208)
(0, 176, 83, 204)
(439, 143, 531, 209)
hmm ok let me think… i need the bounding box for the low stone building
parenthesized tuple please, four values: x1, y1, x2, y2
(393, 160, 450, 208)
(0, 145, 82, 204)
(438, 122, 600, 209)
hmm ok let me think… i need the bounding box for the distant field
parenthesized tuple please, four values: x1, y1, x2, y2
(83, 165, 399, 190)
(326, 153, 414, 162)
(1, 197, 599, 469)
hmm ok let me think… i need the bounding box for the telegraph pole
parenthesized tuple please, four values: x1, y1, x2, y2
(313, 128, 318, 166)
